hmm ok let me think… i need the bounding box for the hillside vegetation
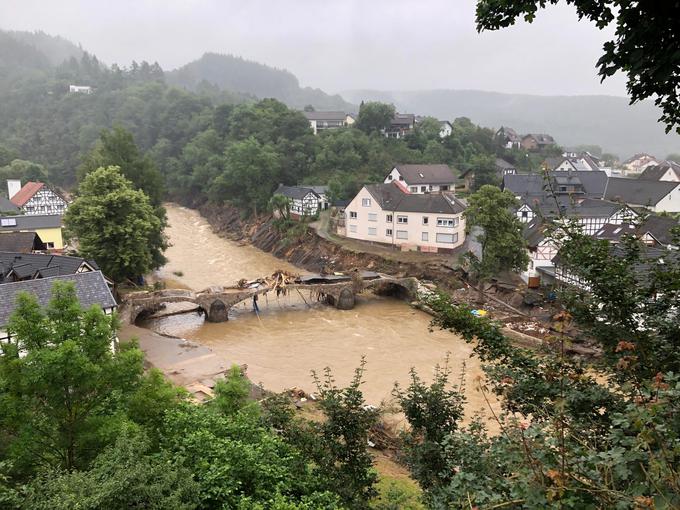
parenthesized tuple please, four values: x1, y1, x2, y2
(343, 89, 680, 160)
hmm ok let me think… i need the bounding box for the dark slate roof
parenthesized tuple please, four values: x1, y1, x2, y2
(639, 215, 679, 246)
(524, 133, 555, 145)
(523, 218, 547, 247)
(594, 222, 636, 243)
(639, 161, 680, 181)
(0, 252, 99, 282)
(308, 186, 329, 195)
(364, 182, 466, 214)
(303, 111, 348, 121)
(0, 232, 44, 253)
(391, 113, 415, 126)
(495, 158, 516, 171)
(0, 271, 116, 329)
(274, 184, 320, 200)
(0, 214, 62, 231)
(603, 177, 678, 206)
(0, 196, 19, 212)
(393, 164, 456, 184)
(503, 171, 608, 199)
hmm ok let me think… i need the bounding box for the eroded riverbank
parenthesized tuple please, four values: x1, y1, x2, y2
(130, 204, 499, 421)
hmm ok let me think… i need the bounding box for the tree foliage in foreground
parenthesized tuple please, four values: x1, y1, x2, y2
(476, 0, 680, 134)
(64, 166, 167, 282)
(396, 225, 680, 508)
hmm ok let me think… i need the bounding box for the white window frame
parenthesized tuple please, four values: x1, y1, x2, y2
(436, 233, 458, 244)
(386, 228, 393, 236)
(362, 198, 371, 207)
(349, 224, 357, 233)
(436, 217, 458, 228)
(368, 227, 377, 236)
(422, 216, 429, 225)
(368, 213, 377, 222)
(396, 230, 408, 240)
(386, 214, 393, 222)
(421, 232, 429, 241)
(409, 186, 418, 193)
(1, 218, 17, 227)
(397, 215, 408, 224)
(349, 211, 357, 219)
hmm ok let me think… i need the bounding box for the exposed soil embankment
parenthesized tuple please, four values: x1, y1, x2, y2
(197, 203, 465, 292)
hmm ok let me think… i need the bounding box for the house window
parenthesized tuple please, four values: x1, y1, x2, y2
(1, 218, 17, 227)
(368, 227, 377, 236)
(398, 176, 404, 181)
(349, 211, 357, 219)
(386, 214, 393, 222)
(422, 217, 429, 225)
(436, 217, 458, 227)
(362, 198, 371, 207)
(420, 186, 427, 193)
(45, 242, 55, 249)
(521, 211, 528, 218)
(559, 186, 567, 192)
(387, 175, 393, 180)
(386, 229, 393, 236)
(368, 213, 377, 222)
(409, 186, 418, 193)
(396, 230, 408, 239)
(397, 215, 408, 224)
(421, 232, 429, 241)
(441, 185, 449, 191)
(436, 233, 458, 244)
(349, 225, 357, 233)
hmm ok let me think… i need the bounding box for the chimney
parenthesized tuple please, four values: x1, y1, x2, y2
(7, 179, 21, 199)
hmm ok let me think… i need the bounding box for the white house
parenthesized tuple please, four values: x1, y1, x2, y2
(384, 164, 457, 194)
(69, 85, 93, 94)
(303, 111, 354, 135)
(344, 182, 466, 253)
(439, 121, 453, 138)
(274, 185, 322, 219)
(7, 180, 68, 216)
(603, 178, 680, 213)
(638, 161, 680, 183)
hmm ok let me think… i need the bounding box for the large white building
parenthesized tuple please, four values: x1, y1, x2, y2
(344, 182, 466, 253)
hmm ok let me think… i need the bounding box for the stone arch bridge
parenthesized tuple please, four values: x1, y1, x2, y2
(120, 273, 418, 324)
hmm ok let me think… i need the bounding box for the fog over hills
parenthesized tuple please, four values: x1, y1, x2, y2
(342, 89, 680, 160)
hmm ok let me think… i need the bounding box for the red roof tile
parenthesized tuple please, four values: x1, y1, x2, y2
(10, 182, 45, 207)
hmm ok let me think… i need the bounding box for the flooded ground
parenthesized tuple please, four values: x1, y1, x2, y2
(141, 205, 498, 421)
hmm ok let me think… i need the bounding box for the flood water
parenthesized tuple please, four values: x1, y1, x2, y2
(146, 205, 498, 421)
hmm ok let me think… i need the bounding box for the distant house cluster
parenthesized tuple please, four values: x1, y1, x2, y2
(495, 127, 556, 151)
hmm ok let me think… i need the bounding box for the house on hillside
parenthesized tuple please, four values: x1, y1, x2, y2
(7, 180, 68, 216)
(69, 85, 93, 94)
(495, 127, 521, 149)
(521, 133, 556, 151)
(594, 215, 679, 249)
(622, 153, 658, 174)
(0, 215, 64, 251)
(385, 114, 416, 139)
(344, 182, 466, 252)
(0, 232, 45, 253)
(274, 185, 322, 220)
(384, 164, 456, 193)
(439, 120, 453, 138)
(603, 178, 680, 213)
(0, 271, 116, 343)
(638, 161, 680, 182)
(0, 252, 103, 284)
(303, 111, 355, 135)
(458, 158, 517, 191)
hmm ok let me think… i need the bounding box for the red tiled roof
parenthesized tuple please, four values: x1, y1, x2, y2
(10, 182, 45, 207)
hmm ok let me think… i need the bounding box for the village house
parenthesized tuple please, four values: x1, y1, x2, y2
(458, 158, 517, 191)
(68, 84, 93, 94)
(0, 214, 64, 251)
(638, 161, 680, 182)
(0, 251, 103, 284)
(520, 133, 556, 151)
(495, 126, 521, 149)
(603, 177, 680, 213)
(7, 180, 68, 216)
(622, 153, 658, 174)
(594, 215, 679, 249)
(344, 181, 466, 253)
(384, 164, 457, 193)
(274, 184, 322, 220)
(385, 113, 416, 139)
(303, 111, 355, 135)
(0, 271, 116, 343)
(0, 232, 45, 253)
(439, 120, 453, 138)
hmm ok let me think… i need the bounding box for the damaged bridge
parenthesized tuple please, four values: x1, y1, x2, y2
(120, 272, 418, 323)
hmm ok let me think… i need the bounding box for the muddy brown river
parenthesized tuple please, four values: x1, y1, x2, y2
(143, 205, 498, 422)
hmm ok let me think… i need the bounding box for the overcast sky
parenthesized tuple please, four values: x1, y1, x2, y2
(0, 0, 628, 97)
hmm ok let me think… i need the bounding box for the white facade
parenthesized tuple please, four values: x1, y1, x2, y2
(69, 85, 93, 94)
(344, 187, 465, 252)
(6, 179, 21, 199)
(647, 185, 680, 213)
(289, 192, 320, 218)
(21, 188, 68, 216)
(384, 167, 455, 194)
(439, 121, 453, 138)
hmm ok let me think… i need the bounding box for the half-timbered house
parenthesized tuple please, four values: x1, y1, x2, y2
(274, 185, 322, 220)
(8, 180, 68, 216)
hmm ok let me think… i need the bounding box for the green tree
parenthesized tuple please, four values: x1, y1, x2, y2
(79, 126, 165, 206)
(463, 185, 529, 299)
(270, 193, 292, 221)
(0, 281, 143, 475)
(468, 154, 498, 190)
(209, 137, 281, 216)
(65, 166, 167, 282)
(666, 153, 680, 162)
(476, 1, 680, 133)
(0, 159, 48, 183)
(355, 102, 395, 135)
(415, 117, 443, 140)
